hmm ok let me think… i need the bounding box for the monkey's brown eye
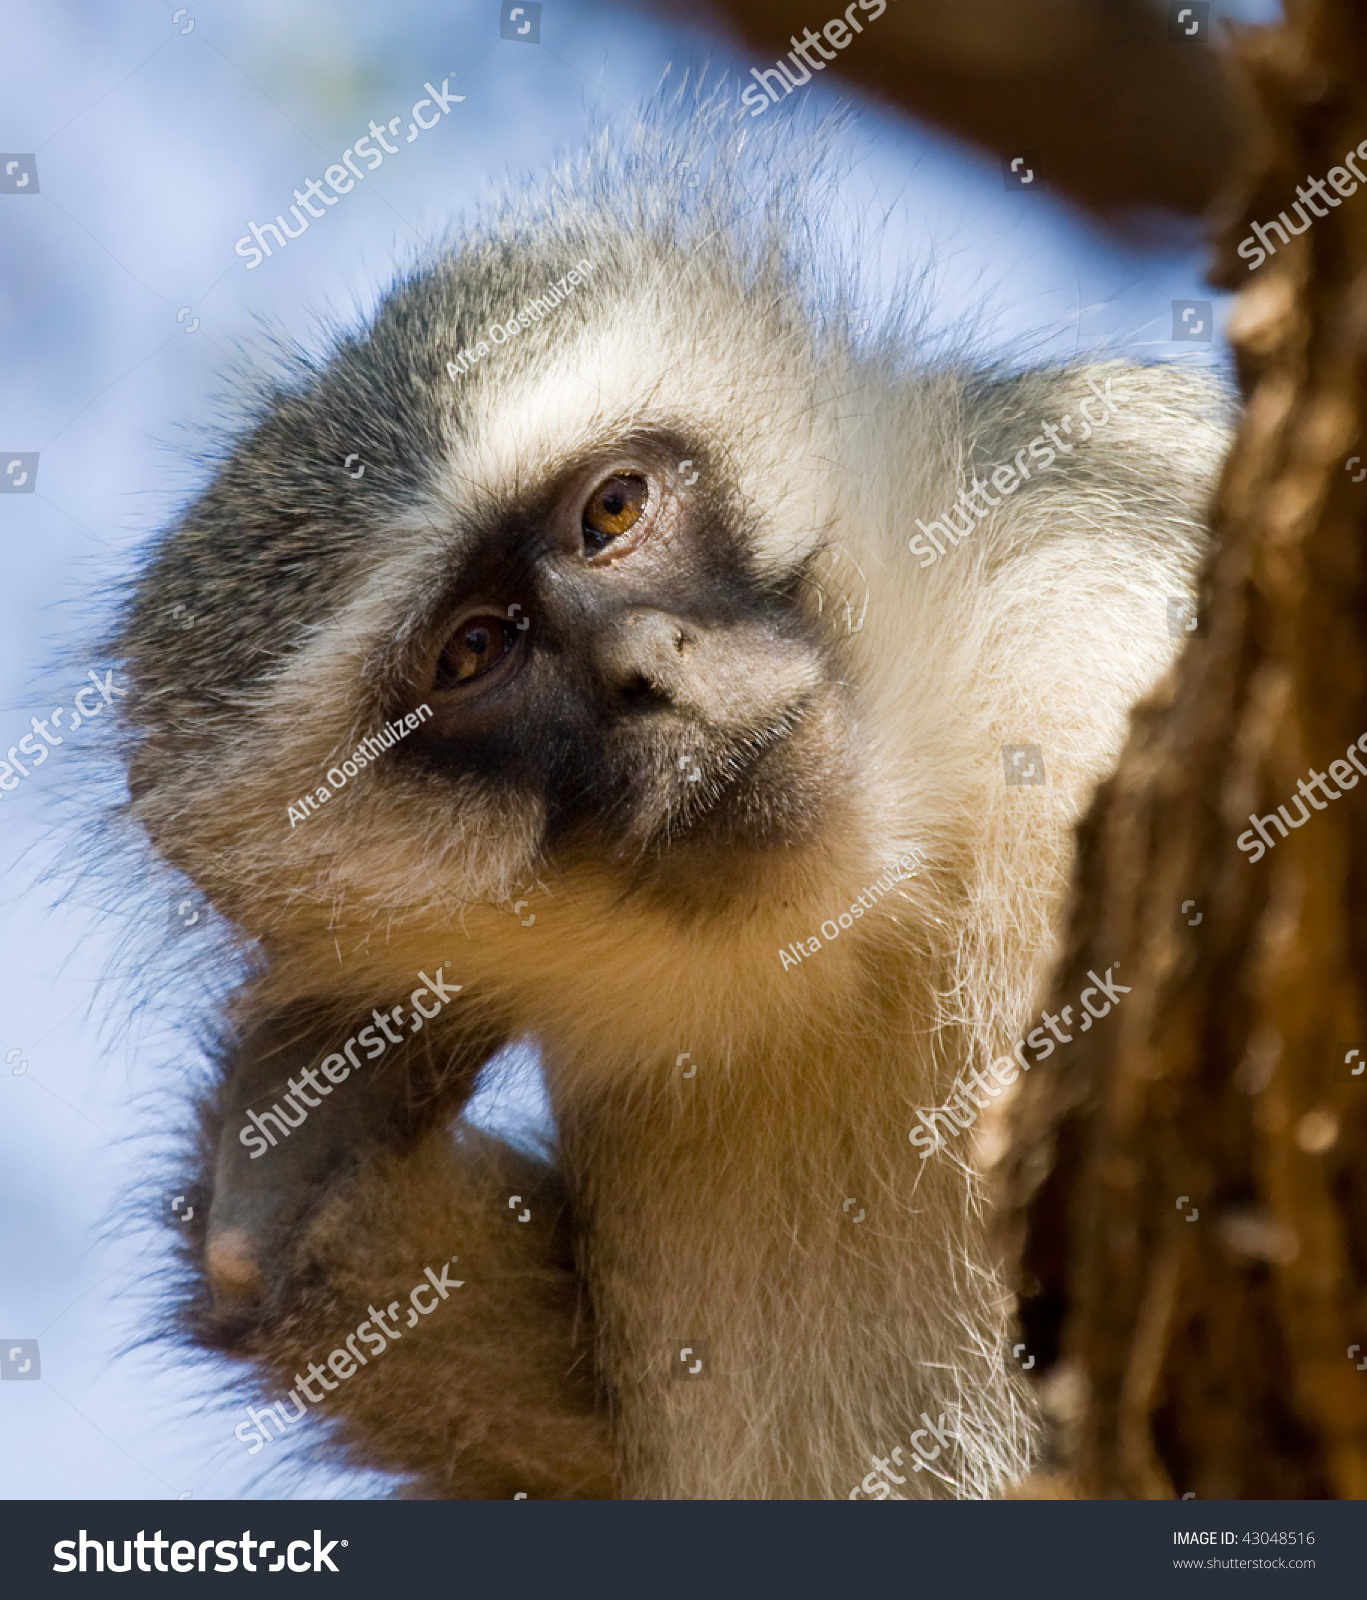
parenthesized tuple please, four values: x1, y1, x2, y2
(438, 615, 518, 686)
(582, 473, 648, 553)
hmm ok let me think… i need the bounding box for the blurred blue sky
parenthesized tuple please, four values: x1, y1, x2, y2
(0, 0, 1278, 1500)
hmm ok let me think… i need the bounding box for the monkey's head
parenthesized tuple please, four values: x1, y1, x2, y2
(113, 166, 878, 1022)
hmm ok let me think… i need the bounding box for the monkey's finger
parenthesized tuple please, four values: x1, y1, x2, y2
(201, 1008, 502, 1317)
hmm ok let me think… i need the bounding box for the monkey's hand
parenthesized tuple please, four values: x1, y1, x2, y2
(190, 1001, 613, 1498)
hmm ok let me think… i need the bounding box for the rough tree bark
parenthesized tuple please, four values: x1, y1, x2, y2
(1000, 0, 1367, 1500)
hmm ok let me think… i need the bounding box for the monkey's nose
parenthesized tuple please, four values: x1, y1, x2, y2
(593, 609, 695, 703)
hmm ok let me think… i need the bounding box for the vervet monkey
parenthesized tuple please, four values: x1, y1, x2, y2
(111, 114, 1229, 1499)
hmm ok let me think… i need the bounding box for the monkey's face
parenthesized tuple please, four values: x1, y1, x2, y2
(401, 428, 849, 871)
(121, 239, 867, 959)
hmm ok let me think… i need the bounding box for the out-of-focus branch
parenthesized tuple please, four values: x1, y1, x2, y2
(670, 0, 1255, 221)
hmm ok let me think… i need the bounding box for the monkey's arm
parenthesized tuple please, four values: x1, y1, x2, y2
(193, 1003, 614, 1498)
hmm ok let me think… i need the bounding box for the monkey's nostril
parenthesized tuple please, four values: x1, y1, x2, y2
(596, 610, 691, 701)
(620, 672, 663, 704)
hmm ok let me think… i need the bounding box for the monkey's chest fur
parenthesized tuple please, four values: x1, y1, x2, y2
(552, 1017, 1025, 1500)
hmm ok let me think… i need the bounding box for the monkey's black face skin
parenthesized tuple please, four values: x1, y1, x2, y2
(399, 434, 843, 861)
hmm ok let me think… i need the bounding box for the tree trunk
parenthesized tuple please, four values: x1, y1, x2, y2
(1000, 0, 1367, 1500)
